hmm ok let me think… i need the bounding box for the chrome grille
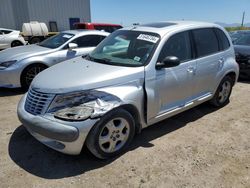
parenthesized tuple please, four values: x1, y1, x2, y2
(25, 88, 55, 115)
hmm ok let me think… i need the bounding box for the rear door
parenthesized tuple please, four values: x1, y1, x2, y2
(190, 28, 223, 100)
(146, 31, 196, 124)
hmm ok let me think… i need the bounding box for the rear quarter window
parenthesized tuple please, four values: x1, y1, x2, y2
(214, 28, 230, 51)
(1, 30, 12, 34)
(192, 28, 219, 58)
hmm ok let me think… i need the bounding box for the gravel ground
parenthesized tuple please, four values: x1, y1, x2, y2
(0, 82, 249, 188)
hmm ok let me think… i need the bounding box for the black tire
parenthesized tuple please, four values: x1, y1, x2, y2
(30, 37, 41, 44)
(11, 40, 23, 47)
(20, 64, 47, 90)
(210, 76, 233, 107)
(86, 108, 135, 159)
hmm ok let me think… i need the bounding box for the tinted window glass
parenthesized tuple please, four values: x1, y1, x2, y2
(233, 34, 250, 46)
(158, 31, 192, 62)
(72, 35, 106, 47)
(1, 30, 12, 34)
(192, 28, 219, 57)
(39, 33, 74, 49)
(215, 28, 230, 50)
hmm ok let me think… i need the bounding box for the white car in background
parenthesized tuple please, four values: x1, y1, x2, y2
(0, 28, 26, 49)
(0, 30, 109, 89)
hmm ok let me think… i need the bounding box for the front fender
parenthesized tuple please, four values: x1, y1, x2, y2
(96, 79, 146, 128)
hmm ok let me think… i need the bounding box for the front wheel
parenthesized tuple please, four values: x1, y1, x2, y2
(21, 64, 47, 89)
(210, 76, 233, 107)
(86, 108, 135, 159)
(11, 41, 23, 47)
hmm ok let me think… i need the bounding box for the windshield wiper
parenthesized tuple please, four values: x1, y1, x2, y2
(85, 55, 111, 64)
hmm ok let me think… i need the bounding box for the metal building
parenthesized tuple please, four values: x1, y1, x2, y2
(0, 0, 91, 31)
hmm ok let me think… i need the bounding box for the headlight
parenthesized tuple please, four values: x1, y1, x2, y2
(48, 90, 121, 121)
(0, 60, 17, 69)
(54, 105, 94, 121)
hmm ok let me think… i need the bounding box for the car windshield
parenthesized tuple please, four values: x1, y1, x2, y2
(39, 33, 74, 49)
(234, 34, 250, 46)
(87, 30, 160, 67)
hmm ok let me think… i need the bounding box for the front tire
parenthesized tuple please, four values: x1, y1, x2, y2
(29, 37, 41, 44)
(11, 41, 23, 47)
(21, 64, 47, 89)
(86, 108, 135, 159)
(210, 76, 233, 107)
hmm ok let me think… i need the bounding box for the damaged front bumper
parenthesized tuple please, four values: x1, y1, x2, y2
(17, 94, 99, 155)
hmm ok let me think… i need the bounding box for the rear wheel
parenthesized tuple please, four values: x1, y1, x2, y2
(21, 64, 47, 89)
(11, 41, 23, 47)
(30, 37, 41, 44)
(86, 108, 135, 159)
(210, 76, 233, 107)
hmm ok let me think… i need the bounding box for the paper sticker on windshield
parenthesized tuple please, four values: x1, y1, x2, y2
(137, 34, 159, 43)
(63, 34, 73, 39)
(134, 56, 141, 62)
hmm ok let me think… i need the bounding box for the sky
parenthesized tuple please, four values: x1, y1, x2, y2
(91, 0, 250, 26)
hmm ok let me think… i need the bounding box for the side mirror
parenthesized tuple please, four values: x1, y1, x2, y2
(68, 43, 78, 50)
(156, 56, 180, 70)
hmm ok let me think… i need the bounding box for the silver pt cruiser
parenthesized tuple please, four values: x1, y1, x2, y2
(18, 21, 239, 159)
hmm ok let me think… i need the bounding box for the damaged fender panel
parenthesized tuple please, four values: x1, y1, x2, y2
(51, 90, 123, 121)
(49, 79, 145, 126)
(96, 79, 146, 128)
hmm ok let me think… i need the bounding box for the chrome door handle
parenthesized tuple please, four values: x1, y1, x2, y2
(187, 66, 195, 74)
(219, 57, 225, 63)
(218, 58, 225, 69)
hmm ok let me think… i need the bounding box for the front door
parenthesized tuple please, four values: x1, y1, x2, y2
(145, 31, 196, 124)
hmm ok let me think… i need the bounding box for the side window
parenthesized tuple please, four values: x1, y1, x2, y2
(192, 28, 219, 57)
(72, 35, 106, 48)
(214, 28, 230, 51)
(2, 30, 12, 34)
(158, 31, 192, 63)
(0, 30, 11, 35)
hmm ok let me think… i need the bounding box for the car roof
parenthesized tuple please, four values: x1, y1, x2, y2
(75, 22, 122, 27)
(61, 29, 110, 36)
(121, 21, 222, 37)
(0, 28, 16, 32)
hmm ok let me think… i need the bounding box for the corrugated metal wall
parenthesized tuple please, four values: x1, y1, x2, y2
(0, 0, 91, 31)
(11, 0, 30, 30)
(27, 0, 91, 31)
(0, 0, 16, 29)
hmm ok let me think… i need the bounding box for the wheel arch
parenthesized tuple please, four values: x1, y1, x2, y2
(11, 40, 25, 47)
(225, 71, 237, 85)
(118, 104, 142, 134)
(20, 62, 48, 87)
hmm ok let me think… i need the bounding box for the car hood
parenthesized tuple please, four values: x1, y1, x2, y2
(32, 56, 145, 94)
(0, 44, 54, 62)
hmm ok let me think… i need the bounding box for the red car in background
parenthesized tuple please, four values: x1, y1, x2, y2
(74, 22, 123, 33)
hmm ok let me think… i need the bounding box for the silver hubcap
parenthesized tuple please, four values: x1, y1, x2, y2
(99, 118, 130, 153)
(26, 66, 45, 85)
(218, 81, 231, 103)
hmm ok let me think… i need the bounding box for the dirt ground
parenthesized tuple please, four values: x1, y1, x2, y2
(0, 82, 249, 188)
